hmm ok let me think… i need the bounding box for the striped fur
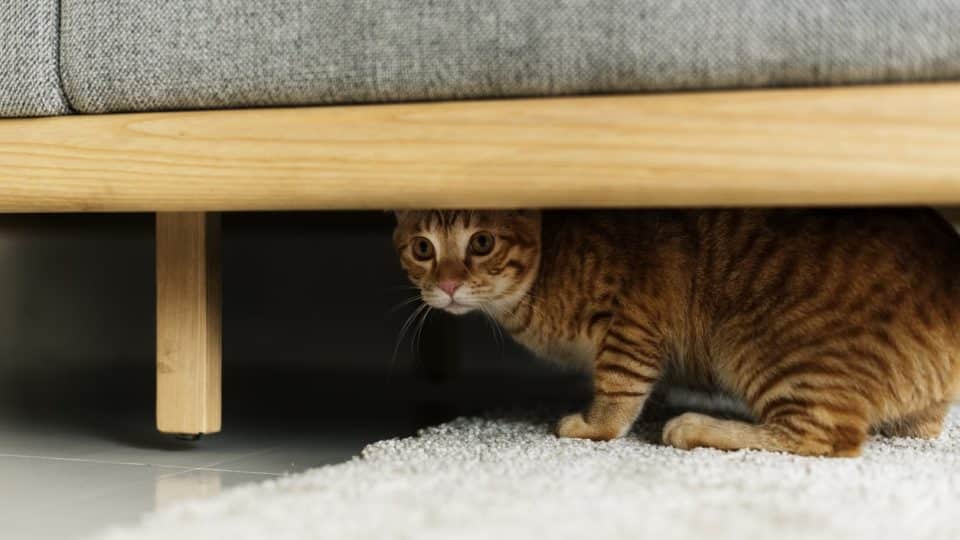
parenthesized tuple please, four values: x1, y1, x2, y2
(395, 209, 960, 457)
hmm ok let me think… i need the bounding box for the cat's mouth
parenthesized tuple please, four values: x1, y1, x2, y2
(442, 301, 476, 315)
(422, 290, 482, 315)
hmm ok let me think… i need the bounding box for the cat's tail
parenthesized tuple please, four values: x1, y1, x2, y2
(662, 387, 754, 422)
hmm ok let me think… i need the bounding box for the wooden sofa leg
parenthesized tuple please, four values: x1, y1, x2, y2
(156, 212, 222, 437)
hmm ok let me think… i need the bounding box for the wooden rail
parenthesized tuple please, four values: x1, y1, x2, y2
(1, 83, 959, 212)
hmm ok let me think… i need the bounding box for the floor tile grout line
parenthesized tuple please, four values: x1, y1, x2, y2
(197, 446, 281, 470)
(0, 453, 194, 469)
(0, 447, 303, 476)
(0, 444, 284, 471)
(154, 464, 282, 480)
(148, 448, 287, 479)
(0, 454, 284, 475)
(192, 467, 282, 476)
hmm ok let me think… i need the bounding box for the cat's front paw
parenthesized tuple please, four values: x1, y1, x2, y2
(555, 413, 621, 441)
(556, 413, 590, 438)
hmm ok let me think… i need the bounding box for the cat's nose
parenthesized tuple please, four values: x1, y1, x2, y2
(438, 280, 462, 297)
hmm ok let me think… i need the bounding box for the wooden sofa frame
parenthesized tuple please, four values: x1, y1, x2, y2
(2, 83, 958, 437)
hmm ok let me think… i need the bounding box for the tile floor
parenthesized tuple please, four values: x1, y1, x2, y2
(0, 407, 423, 540)
(0, 357, 579, 540)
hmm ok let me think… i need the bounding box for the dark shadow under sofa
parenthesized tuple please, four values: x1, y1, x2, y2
(3, 0, 960, 437)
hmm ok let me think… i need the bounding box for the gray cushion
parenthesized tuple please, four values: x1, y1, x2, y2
(60, 0, 960, 114)
(0, 1, 70, 117)
(44, 0, 960, 114)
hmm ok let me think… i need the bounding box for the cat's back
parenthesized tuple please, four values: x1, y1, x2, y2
(693, 207, 960, 292)
(677, 207, 960, 319)
(542, 207, 960, 301)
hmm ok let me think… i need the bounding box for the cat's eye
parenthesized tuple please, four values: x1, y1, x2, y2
(469, 231, 495, 256)
(411, 236, 435, 261)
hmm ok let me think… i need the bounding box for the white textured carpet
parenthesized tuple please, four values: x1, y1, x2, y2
(98, 409, 960, 540)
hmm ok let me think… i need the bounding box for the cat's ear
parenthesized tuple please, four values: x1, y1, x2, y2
(391, 210, 409, 222)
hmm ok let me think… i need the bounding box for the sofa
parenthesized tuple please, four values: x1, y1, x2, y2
(3, 0, 960, 437)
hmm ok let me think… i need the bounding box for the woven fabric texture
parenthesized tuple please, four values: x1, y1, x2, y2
(58, 0, 960, 114)
(0, 0, 70, 117)
(1, 1, 958, 116)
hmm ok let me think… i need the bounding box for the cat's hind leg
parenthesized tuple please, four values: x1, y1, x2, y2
(663, 413, 777, 452)
(663, 384, 872, 457)
(663, 348, 883, 456)
(662, 409, 869, 457)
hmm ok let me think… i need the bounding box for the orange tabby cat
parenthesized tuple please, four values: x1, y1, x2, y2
(394, 209, 960, 457)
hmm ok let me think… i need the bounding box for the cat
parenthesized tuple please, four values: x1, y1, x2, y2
(393, 208, 960, 457)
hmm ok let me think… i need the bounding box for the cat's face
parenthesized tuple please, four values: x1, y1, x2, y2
(394, 210, 541, 315)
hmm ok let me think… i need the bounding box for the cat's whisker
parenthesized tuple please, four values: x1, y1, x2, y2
(479, 305, 506, 362)
(390, 302, 428, 378)
(492, 310, 507, 362)
(489, 308, 507, 349)
(388, 295, 424, 314)
(411, 306, 433, 366)
(384, 284, 422, 291)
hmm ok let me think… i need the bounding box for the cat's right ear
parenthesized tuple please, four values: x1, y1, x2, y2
(392, 210, 409, 222)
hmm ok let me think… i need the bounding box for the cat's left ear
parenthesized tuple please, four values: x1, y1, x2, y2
(391, 210, 409, 222)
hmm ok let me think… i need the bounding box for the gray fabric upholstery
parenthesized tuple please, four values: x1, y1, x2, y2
(0, 1, 70, 117)
(59, 0, 960, 114)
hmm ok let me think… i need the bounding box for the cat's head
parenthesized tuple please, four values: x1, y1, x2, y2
(393, 210, 542, 316)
